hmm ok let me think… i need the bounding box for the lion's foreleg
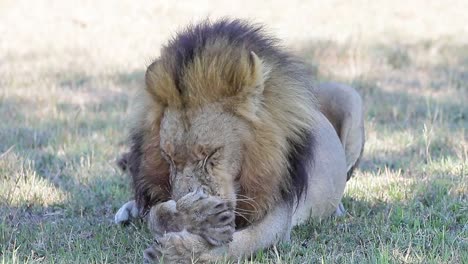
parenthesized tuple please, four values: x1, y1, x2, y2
(199, 201, 293, 262)
(145, 201, 293, 263)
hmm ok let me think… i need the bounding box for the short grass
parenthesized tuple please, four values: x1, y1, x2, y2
(1, 1, 467, 263)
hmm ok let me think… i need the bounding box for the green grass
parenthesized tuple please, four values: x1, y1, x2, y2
(1, 1, 467, 263)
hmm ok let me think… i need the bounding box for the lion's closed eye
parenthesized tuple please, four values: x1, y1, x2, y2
(202, 147, 222, 173)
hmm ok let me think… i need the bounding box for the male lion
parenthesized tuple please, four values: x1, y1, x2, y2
(115, 19, 365, 263)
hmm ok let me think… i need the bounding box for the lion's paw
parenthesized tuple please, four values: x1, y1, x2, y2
(115, 200, 139, 224)
(144, 230, 207, 264)
(177, 190, 235, 246)
(334, 202, 346, 217)
(147, 200, 184, 236)
(143, 245, 162, 264)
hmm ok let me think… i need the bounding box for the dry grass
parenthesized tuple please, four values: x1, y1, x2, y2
(1, 0, 467, 263)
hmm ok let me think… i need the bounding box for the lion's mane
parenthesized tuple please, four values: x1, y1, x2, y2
(125, 19, 319, 224)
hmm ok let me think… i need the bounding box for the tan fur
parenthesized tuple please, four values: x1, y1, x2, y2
(314, 82, 365, 178)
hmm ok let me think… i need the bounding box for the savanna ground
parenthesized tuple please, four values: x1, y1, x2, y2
(0, 1, 467, 263)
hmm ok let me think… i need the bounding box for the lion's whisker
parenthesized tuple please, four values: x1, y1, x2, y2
(233, 211, 253, 225)
(221, 197, 261, 212)
(236, 200, 260, 212)
(235, 194, 258, 201)
(234, 207, 257, 214)
(223, 196, 261, 210)
(235, 195, 260, 206)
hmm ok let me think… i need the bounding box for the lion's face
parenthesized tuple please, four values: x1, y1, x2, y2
(159, 103, 250, 206)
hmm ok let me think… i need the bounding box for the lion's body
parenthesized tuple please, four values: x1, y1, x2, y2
(114, 19, 365, 263)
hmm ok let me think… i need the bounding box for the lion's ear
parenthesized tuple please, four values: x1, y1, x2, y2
(237, 51, 268, 96)
(145, 60, 159, 94)
(232, 52, 270, 121)
(249, 51, 266, 96)
(145, 59, 181, 107)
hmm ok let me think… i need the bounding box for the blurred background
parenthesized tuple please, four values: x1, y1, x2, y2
(1, 1, 467, 263)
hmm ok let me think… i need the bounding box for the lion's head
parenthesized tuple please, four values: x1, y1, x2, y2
(124, 19, 317, 226)
(158, 103, 247, 204)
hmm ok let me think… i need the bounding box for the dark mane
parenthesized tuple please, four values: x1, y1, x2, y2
(160, 18, 311, 205)
(163, 18, 289, 92)
(284, 132, 314, 205)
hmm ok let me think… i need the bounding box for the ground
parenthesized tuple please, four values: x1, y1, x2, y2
(0, 0, 467, 263)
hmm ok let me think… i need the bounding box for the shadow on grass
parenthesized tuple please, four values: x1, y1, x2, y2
(294, 40, 467, 175)
(0, 69, 140, 216)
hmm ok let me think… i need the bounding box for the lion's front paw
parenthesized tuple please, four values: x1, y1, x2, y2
(115, 200, 139, 224)
(144, 230, 208, 264)
(334, 202, 346, 217)
(143, 244, 162, 264)
(147, 200, 184, 236)
(177, 190, 235, 246)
